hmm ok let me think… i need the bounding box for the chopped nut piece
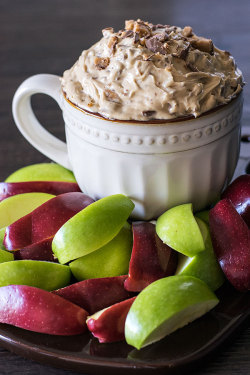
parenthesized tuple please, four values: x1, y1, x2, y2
(191, 37, 214, 54)
(182, 26, 193, 37)
(104, 89, 121, 104)
(108, 36, 118, 54)
(142, 110, 156, 117)
(94, 57, 110, 70)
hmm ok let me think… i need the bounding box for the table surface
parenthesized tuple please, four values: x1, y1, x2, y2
(0, 0, 250, 374)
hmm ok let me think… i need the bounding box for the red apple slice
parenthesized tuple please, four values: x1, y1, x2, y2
(221, 175, 250, 227)
(87, 297, 136, 343)
(124, 222, 178, 292)
(209, 198, 250, 291)
(14, 237, 55, 261)
(0, 181, 81, 202)
(4, 192, 94, 250)
(0, 285, 88, 335)
(53, 275, 131, 314)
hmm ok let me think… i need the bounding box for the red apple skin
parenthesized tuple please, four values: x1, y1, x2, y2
(53, 275, 131, 314)
(0, 181, 81, 202)
(209, 199, 250, 291)
(87, 297, 136, 343)
(124, 222, 178, 292)
(221, 175, 250, 227)
(0, 285, 88, 335)
(14, 238, 56, 262)
(4, 192, 94, 250)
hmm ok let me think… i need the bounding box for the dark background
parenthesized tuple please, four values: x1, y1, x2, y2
(0, 0, 250, 374)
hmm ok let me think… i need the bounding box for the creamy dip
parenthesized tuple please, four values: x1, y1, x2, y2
(62, 20, 243, 121)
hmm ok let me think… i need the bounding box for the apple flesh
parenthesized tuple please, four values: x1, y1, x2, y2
(0, 285, 88, 335)
(0, 181, 81, 202)
(14, 237, 55, 262)
(124, 222, 178, 292)
(52, 194, 135, 264)
(0, 192, 54, 229)
(4, 192, 94, 250)
(125, 275, 219, 350)
(209, 198, 250, 291)
(5, 163, 76, 183)
(156, 203, 205, 257)
(0, 260, 71, 291)
(53, 275, 131, 314)
(175, 218, 224, 291)
(69, 224, 132, 280)
(221, 174, 250, 227)
(87, 297, 136, 343)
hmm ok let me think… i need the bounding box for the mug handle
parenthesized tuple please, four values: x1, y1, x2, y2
(12, 74, 72, 170)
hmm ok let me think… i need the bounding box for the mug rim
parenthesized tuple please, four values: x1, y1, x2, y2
(62, 89, 242, 126)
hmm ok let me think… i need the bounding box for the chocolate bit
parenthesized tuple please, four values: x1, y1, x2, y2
(134, 21, 152, 38)
(134, 32, 140, 43)
(190, 37, 214, 55)
(182, 26, 193, 37)
(104, 89, 121, 104)
(172, 43, 190, 60)
(108, 36, 118, 54)
(121, 30, 134, 38)
(146, 36, 167, 55)
(94, 57, 110, 70)
(142, 110, 156, 117)
(154, 32, 168, 42)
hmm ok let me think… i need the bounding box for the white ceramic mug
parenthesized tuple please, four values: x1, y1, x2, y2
(12, 74, 243, 219)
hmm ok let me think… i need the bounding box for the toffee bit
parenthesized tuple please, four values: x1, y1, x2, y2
(125, 20, 135, 31)
(142, 53, 155, 61)
(182, 26, 193, 37)
(172, 43, 190, 60)
(145, 36, 167, 55)
(102, 27, 114, 37)
(134, 21, 152, 38)
(190, 37, 214, 55)
(134, 32, 140, 43)
(94, 57, 110, 70)
(108, 36, 118, 54)
(142, 110, 156, 117)
(121, 30, 134, 38)
(104, 89, 121, 104)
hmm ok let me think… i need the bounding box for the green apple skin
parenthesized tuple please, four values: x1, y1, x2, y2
(0, 192, 54, 229)
(125, 275, 219, 350)
(0, 227, 6, 250)
(70, 223, 132, 280)
(0, 260, 71, 291)
(175, 218, 224, 291)
(156, 203, 205, 257)
(195, 210, 210, 225)
(5, 163, 76, 183)
(52, 194, 135, 264)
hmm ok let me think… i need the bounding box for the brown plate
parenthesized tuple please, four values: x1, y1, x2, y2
(0, 282, 249, 375)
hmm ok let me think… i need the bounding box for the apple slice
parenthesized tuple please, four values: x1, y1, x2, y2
(175, 218, 224, 291)
(156, 203, 205, 257)
(195, 210, 210, 225)
(209, 199, 250, 291)
(87, 297, 136, 343)
(125, 275, 219, 350)
(4, 192, 94, 250)
(5, 163, 76, 183)
(0, 228, 13, 262)
(69, 223, 132, 280)
(0, 181, 81, 202)
(52, 194, 135, 264)
(14, 238, 55, 261)
(221, 175, 250, 227)
(124, 222, 178, 292)
(0, 260, 71, 291)
(0, 192, 54, 229)
(53, 275, 131, 314)
(0, 285, 88, 335)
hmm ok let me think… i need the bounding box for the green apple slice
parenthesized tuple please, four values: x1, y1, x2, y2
(70, 223, 132, 280)
(0, 227, 6, 250)
(125, 275, 219, 350)
(5, 163, 76, 183)
(195, 210, 210, 225)
(52, 194, 135, 264)
(175, 218, 224, 291)
(0, 192, 54, 229)
(156, 203, 205, 257)
(0, 260, 71, 291)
